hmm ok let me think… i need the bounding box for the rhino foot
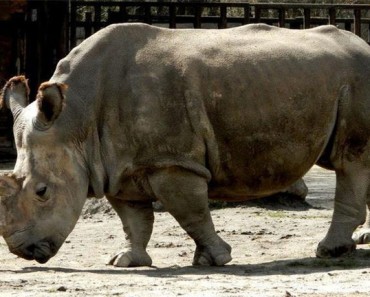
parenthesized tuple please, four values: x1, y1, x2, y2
(353, 228, 370, 244)
(108, 250, 152, 267)
(316, 241, 356, 258)
(193, 240, 232, 266)
(283, 178, 308, 201)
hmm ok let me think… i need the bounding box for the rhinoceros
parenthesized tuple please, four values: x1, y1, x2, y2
(1, 23, 370, 266)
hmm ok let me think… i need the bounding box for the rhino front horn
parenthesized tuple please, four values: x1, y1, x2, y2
(0, 76, 29, 120)
(33, 82, 67, 131)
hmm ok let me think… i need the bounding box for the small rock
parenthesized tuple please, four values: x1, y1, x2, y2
(285, 291, 295, 297)
(280, 234, 293, 239)
(241, 231, 253, 235)
(57, 286, 67, 292)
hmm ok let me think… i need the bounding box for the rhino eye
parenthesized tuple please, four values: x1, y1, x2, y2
(35, 184, 48, 199)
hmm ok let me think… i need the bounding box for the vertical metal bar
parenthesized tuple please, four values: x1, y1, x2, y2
(254, 6, 261, 23)
(194, 5, 201, 28)
(70, 1, 77, 49)
(354, 8, 361, 36)
(169, 3, 176, 28)
(345, 21, 351, 32)
(85, 12, 92, 38)
(94, 4, 101, 32)
(243, 5, 250, 24)
(278, 8, 285, 28)
(304, 8, 311, 29)
(219, 5, 227, 29)
(120, 4, 128, 23)
(329, 7, 336, 26)
(145, 4, 152, 25)
(107, 10, 113, 24)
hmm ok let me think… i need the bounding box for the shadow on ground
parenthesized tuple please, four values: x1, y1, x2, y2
(8, 249, 370, 278)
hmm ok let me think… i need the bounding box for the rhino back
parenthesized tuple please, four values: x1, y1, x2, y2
(51, 24, 370, 198)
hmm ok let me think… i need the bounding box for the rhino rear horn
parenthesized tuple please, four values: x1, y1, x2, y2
(0, 76, 30, 120)
(33, 82, 67, 131)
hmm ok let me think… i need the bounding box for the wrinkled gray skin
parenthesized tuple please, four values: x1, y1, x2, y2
(1, 23, 370, 266)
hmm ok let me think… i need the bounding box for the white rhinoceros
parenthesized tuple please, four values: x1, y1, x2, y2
(0, 23, 370, 266)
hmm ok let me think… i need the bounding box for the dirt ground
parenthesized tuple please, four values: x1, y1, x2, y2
(1, 163, 370, 297)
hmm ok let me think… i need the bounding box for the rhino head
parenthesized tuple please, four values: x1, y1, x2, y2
(0, 76, 89, 263)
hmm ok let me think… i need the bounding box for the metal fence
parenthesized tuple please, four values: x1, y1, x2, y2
(2, 1, 370, 158)
(70, 1, 370, 48)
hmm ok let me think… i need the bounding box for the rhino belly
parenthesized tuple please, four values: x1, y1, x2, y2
(204, 87, 338, 201)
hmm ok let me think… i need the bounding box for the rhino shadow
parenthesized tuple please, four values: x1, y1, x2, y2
(12, 249, 370, 277)
(210, 194, 319, 212)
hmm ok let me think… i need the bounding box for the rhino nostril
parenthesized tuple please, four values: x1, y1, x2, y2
(26, 244, 36, 255)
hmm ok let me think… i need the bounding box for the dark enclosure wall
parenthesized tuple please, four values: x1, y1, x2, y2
(1, 0, 370, 160)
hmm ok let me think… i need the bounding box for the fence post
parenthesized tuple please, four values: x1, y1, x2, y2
(278, 8, 285, 28)
(119, 4, 128, 23)
(108, 10, 121, 24)
(304, 8, 311, 29)
(328, 7, 336, 26)
(169, 4, 176, 28)
(243, 5, 250, 24)
(194, 5, 201, 28)
(254, 6, 261, 23)
(219, 5, 227, 29)
(145, 5, 152, 25)
(354, 8, 361, 36)
(85, 12, 92, 38)
(345, 21, 351, 32)
(94, 4, 101, 33)
(70, 1, 77, 50)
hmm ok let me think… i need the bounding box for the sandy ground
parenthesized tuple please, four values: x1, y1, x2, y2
(0, 163, 370, 297)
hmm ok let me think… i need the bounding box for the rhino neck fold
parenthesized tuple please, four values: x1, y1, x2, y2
(83, 127, 107, 199)
(0, 200, 8, 236)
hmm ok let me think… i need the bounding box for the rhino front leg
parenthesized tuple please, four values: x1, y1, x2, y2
(316, 162, 369, 258)
(148, 167, 232, 266)
(107, 198, 154, 267)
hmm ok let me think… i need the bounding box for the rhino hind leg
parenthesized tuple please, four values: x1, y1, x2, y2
(148, 167, 232, 266)
(282, 178, 308, 200)
(106, 198, 154, 267)
(352, 198, 370, 244)
(316, 161, 369, 258)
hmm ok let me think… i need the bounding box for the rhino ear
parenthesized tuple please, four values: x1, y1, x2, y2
(33, 82, 67, 131)
(0, 175, 20, 198)
(0, 76, 29, 119)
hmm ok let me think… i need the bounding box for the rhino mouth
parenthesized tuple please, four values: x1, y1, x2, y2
(26, 241, 55, 263)
(11, 240, 57, 264)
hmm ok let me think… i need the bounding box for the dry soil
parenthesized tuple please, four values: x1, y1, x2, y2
(0, 163, 370, 297)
